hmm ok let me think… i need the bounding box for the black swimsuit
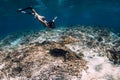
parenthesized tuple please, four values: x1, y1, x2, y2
(48, 21, 55, 28)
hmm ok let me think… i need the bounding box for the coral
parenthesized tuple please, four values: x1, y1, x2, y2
(49, 48, 67, 58)
(0, 25, 120, 80)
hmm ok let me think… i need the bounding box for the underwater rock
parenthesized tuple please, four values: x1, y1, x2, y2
(40, 40, 51, 45)
(60, 36, 79, 45)
(49, 48, 67, 57)
(46, 40, 82, 61)
(107, 48, 120, 64)
(97, 37, 103, 42)
(97, 29, 109, 37)
(94, 64, 102, 72)
(12, 67, 23, 75)
(112, 39, 120, 47)
(75, 52, 84, 59)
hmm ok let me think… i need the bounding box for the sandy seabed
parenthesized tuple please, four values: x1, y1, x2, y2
(0, 25, 120, 80)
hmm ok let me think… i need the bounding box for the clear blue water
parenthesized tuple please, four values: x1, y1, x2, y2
(0, 0, 120, 38)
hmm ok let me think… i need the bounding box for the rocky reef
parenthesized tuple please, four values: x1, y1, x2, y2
(0, 25, 120, 80)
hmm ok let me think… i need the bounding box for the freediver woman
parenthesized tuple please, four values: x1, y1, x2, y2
(17, 7, 57, 28)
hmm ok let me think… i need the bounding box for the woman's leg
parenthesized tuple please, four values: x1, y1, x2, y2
(52, 16, 58, 22)
(17, 7, 35, 14)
